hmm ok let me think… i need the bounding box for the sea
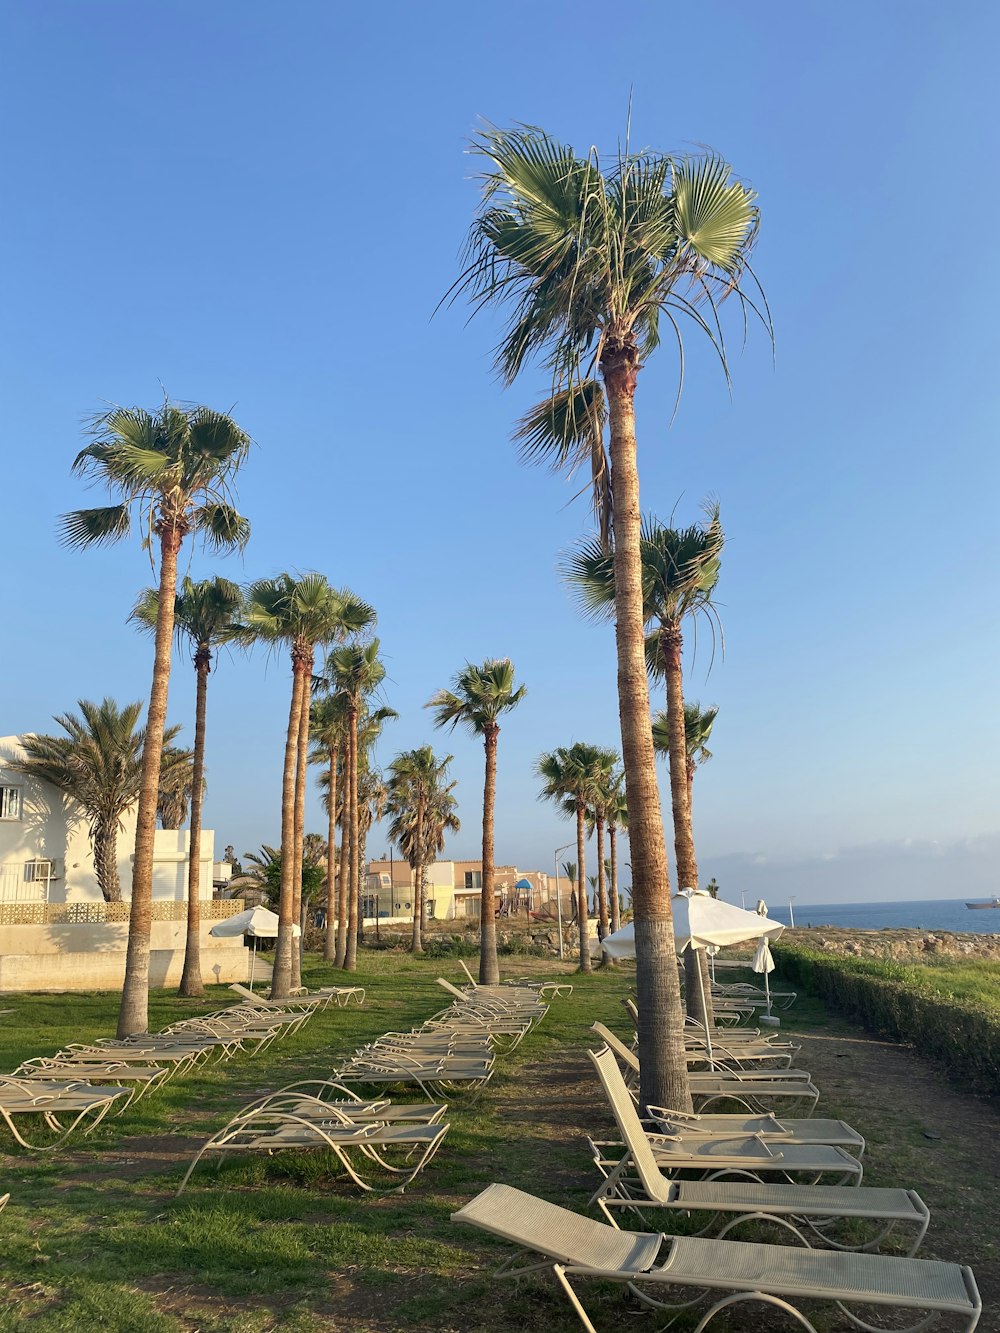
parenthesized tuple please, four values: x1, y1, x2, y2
(757, 897, 1000, 934)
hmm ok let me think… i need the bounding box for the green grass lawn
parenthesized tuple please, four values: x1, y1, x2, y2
(0, 954, 646, 1332)
(0, 953, 994, 1331)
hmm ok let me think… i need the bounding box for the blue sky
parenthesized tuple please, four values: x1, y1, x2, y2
(2, 1, 997, 904)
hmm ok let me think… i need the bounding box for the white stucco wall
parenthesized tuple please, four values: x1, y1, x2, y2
(0, 736, 214, 902)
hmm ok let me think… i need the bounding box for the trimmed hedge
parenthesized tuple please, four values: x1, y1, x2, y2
(774, 945, 1000, 1098)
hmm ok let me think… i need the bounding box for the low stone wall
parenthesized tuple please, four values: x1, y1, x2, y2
(0, 918, 254, 992)
(787, 925, 1000, 962)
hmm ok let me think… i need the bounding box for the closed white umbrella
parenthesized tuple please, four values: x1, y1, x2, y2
(752, 935, 777, 1020)
(210, 907, 300, 988)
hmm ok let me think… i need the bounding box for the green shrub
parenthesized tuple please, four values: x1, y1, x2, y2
(774, 945, 1000, 1097)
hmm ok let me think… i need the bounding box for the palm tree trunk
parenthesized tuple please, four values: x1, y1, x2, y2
(595, 814, 609, 939)
(479, 725, 500, 984)
(660, 629, 714, 1030)
(118, 526, 181, 1038)
(344, 707, 361, 971)
(178, 651, 209, 998)
(324, 746, 338, 962)
(596, 812, 615, 969)
(602, 342, 691, 1113)
(272, 654, 306, 999)
(93, 823, 121, 903)
(575, 803, 591, 974)
(336, 805, 349, 967)
(609, 823, 621, 934)
(411, 795, 424, 954)
(290, 664, 312, 991)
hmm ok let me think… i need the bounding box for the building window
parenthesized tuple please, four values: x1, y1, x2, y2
(464, 871, 482, 890)
(23, 860, 54, 883)
(0, 786, 22, 821)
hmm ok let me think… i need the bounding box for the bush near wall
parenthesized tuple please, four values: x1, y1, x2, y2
(774, 944, 1000, 1098)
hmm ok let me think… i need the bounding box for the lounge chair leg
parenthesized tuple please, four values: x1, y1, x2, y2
(552, 1265, 599, 1333)
(691, 1290, 819, 1333)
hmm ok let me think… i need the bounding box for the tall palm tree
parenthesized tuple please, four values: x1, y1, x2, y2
(11, 699, 182, 903)
(426, 658, 526, 984)
(567, 511, 723, 1025)
(156, 745, 197, 829)
(561, 861, 578, 926)
(131, 575, 243, 997)
(384, 747, 454, 954)
(537, 743, 615, 974)
(61, 399, 251, 1037)
(322, 640, 388, 972)
(239, 575, 375, 996)
(390, 778, 459, 928)
(607, 771, 627, 934)
(455, 125, 765, 1111)
(309, 692, 349, 962)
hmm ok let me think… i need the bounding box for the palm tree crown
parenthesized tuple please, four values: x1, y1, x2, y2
(11, 699, 182, 902)
(61, 400, 251, 552)
(132, 575, 243, 669)
(426, 658, 526, 735)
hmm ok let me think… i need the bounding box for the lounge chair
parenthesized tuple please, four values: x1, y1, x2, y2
(0, 1080, 133, 1150)
(229, 983, 352, 1012)
(644, 1108, 865, 1156)
(178, 1112, 450, 1195)
(452, 1183, 981, 1331)
(457, 959, 573, 999)
(592, 1023, 821, 1115)
(589, 1047, 861, 1190)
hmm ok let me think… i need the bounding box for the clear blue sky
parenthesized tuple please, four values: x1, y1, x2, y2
(2, 1, 997, 904)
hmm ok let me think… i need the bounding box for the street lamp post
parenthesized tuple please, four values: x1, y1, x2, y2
(553, 842, 574, 961)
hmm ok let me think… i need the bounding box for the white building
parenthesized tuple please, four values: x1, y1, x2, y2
(0, 735, 250, 991)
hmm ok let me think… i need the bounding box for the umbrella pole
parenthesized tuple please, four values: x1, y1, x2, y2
(693, 946, 714, 1068)
(249, 938, 256, 990)
(764, 962, 772, 1018)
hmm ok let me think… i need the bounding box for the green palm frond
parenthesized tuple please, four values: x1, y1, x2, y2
(672, 156, 758, 273)
(193, 504, 251, 552)
(450, 123, 769, 520)
(60, 504, 131, 549)
(565, 503, 724, 650)
(426, 657, 526, 736)
(64, 399, 252, 555)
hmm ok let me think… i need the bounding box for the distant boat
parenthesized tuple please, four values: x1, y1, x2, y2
(966, 897, 1000, 909)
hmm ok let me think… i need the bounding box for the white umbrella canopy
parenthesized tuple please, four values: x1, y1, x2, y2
(210, 905, 300, 990)
(209, 906, 300, 939)
(602, 890, 784, 959)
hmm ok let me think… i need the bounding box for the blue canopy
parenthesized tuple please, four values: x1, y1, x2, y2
(515, 878, 533, 890)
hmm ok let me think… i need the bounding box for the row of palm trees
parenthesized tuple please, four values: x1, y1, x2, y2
(50, 391, 529, 1018)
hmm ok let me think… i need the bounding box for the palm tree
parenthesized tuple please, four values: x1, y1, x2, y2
(607, 771, 627, 935)
(561, 861, 578, 926)
(426, 658, 526, 984)
(61, 399, 251, 1037)
(11, 699, 182, 903)
(309, 693, 349, 962)
(384, 747, 454, 954)
(393, 779, 459, 928)
(131, 575, 243, 997)
(537, 743, 616, 974)
(156, 745, 197, 829)
(322, 640, 389, 971)
(455, 125, 765, 1111)
(567, 511, 723, 1026)
(239, 575, 375, 996)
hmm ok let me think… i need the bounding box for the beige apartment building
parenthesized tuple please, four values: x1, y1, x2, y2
(366, 858, 577, 922)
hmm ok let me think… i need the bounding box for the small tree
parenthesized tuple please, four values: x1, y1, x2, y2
(426, 658, 526, 984)
(12, 699, 182, 903)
